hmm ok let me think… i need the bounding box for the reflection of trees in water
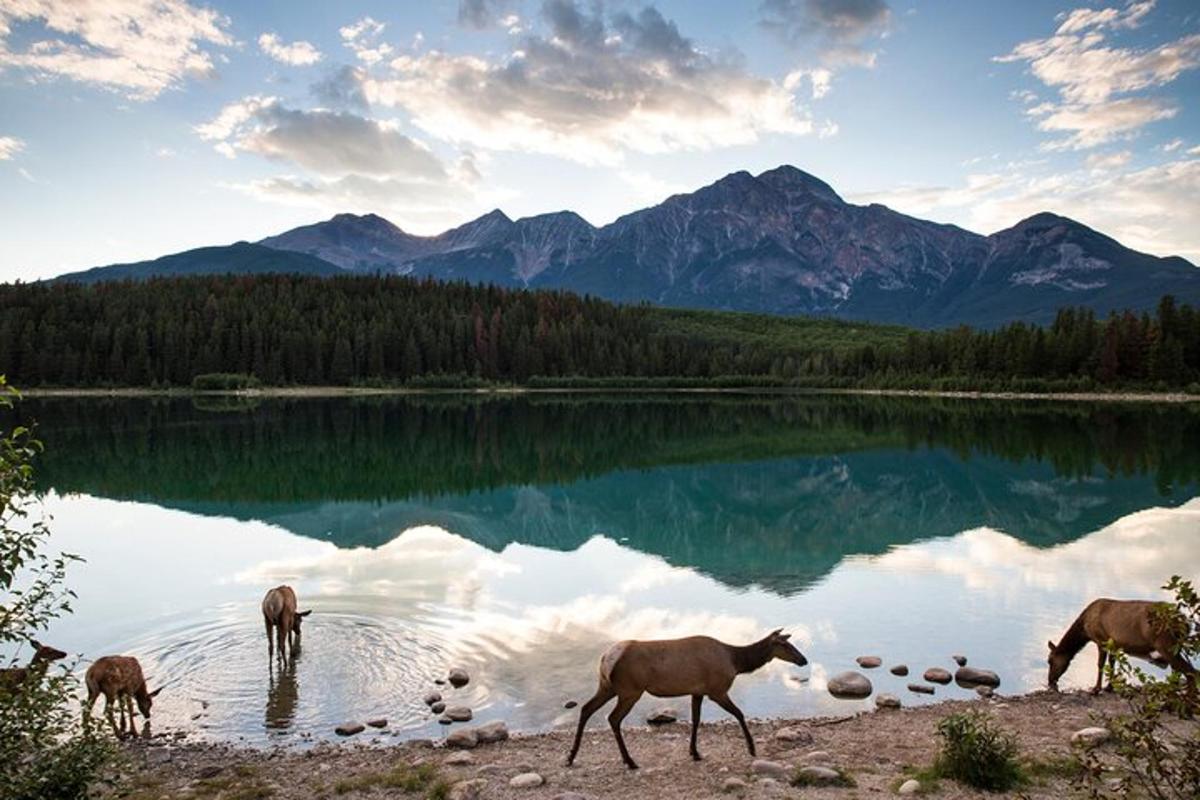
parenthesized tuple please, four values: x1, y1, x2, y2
(265, 649, 298, 731)
(16, 395, 1200, 505)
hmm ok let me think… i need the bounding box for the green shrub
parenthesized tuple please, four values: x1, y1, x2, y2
(931, 711, 1023, 791)
(191, 372, 261, 391)
(0, 377, 117, 800)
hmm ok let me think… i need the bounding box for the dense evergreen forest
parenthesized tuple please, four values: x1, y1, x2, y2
(1, 274, 1198, 391)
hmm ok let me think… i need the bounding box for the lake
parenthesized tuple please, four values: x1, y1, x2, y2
(7, 394, 1200, 744)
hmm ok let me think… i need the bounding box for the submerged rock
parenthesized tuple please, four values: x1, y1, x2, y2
(923, 668, 952, 685)
(445, 706, 473, 723)
(875, 693, 901, 709)
(431, 702, 446, 714)
(890, 664, 909, 676)
(953, 654, 968, 666)
(335, 722, 365, 736)
(366, 718, 387, 729)
(646, 708, 678, 724)
(424, 691, 442, 706)
(955, 666, 1001, 688)
(908, 683, 936, 695)
(827, 671, 873, 699)
(856, 656, 882, 668)
(448, 668, 470, 688)
(564, 700, 578, 709)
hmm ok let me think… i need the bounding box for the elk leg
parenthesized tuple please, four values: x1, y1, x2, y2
(566, 685, 615, 766)
(710, 692, 755, 757)
(1167, 654, 1197, 714)
(104, 694, 118, 736)
(83, 688, 98, 728)
(265, 618, 274, 658)
(276, 622, 287, 661)
(1091, 645, 1107, 695)
(689, 694, 703, 760)
(608, 691, 642, 770)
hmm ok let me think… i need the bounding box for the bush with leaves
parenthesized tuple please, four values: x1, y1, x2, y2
(1079, 576, 1200, 800)
(931, 710, 1023, 791)
(0, 376, 116, 800)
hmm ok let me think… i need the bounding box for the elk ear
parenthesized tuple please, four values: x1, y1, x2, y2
(769, 628, 783, 638)
(148, 687, 163, 698)
(299, 610, 312, 617)
(778, 633, 791, 641)
(1047, 640, 1056, 652)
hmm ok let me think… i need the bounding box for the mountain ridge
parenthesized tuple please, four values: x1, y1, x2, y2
(56, 165, 1200, 328)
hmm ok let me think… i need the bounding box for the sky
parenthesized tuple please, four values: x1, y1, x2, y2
(0, 0, 1198, 282)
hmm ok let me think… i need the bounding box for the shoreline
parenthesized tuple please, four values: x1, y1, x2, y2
(112, 690, 1128, 799)
(18, 385, 1200, 404)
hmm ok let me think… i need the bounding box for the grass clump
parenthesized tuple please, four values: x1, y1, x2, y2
(929, 711, 1023, 791)
(790, 766, 857, 788)
(332, 762, 448, 797)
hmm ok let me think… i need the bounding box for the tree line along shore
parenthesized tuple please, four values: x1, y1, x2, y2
(1, 274, 1198, 394)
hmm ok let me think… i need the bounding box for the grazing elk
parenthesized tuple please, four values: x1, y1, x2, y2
(1048, 598, 1197, 694)
(567, 629, 808, 769)
(262, 585, 311, 660)
(0, 641, 68, 693)
(84, 655, 162, 735)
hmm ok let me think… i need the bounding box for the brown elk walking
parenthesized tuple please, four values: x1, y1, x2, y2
(0, 641, 68, 693)
(262, 585, 311, 660)
(566, 629, 808, 769)
(1048, 598, 1197, 694)
(84, 655, 162, 735)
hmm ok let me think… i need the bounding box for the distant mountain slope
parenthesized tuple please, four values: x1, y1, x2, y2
(58, 166, 1200, 327)
(56, 241, 341, 284)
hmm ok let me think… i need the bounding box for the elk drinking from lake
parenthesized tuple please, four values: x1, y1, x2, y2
(84, 655, 162, 735)
(262, 585, 311, 660)
(566, 629, 808, 769)
(1048, 598, 1197, 694)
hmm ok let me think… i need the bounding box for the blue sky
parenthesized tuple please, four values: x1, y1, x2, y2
(1, 0, 1198, 281)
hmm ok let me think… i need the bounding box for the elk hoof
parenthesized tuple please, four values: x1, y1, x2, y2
(691, 752, 703, 761)
(625, 761, 639, 770)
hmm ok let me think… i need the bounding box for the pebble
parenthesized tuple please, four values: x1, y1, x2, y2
(435, 678, 446, 685)
(856, 655, 882, 668)
(509, 772, 545, 788)
(335, 723, 365, 736)
(953, 655, 968, 667)
(955, 666, 1001, 688)
(564, 700, 578, 709)
(722, 777, 747, 792)
(773, 726, 813, 744)
(424, 691, 443, 706)
(890, 664, 909, 676)
(794, 766, 842, 785)
(448, 668, 471, 688)
(799, 751, 832, 765)
(1071, 727, 1111, 746)
(448, 778, 488, 800)
(646, 708, 678, 724)
(445, 706, 473, 722)
(446, 728, 479, 749)
(976, 686, 995, 698)
(827, 670, 873, 699)
(431, 702, 446, 714)
(908, 683, 936, 695)
(438, 715, 454, 725)
(366, 718, 387, 729)
(923, 668, 952, 685)
(751, 759, 791, 781)
(898, 778, 921, 795)
(875, 693, 901, 709)
(445, 751, 475, 766)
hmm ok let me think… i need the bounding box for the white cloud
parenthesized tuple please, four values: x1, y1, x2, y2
(363, 2, 818, 164)
(339, 16, 391, 65)
(853, 156, 1200, 262)
(0, 134, 24, 160)
(996, 2, 1200, 149)
(258, 32, 322, 66)
(0, 0, 232, 100)
(759, 0, 891, 67)
(1084, 149, 1131, 171)
(1161, 138, 1184, 153)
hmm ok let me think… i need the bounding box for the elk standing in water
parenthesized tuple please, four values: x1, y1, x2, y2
(262, 585, 311, 660)
(84, 655, 162, 735)
(1048, 599, 1196, 694)
(0, 641, 68, 693)
(567, 629, 808, 769)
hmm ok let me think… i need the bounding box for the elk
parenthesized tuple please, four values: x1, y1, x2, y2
(0, 641, 68, 693)
(567, 629, 808, 769)
(262, 585, 311, 660)
(84, 655, 162, 735)
(1048, 598, 1196, 694)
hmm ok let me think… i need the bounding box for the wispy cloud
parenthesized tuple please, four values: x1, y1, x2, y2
(363, 0, 821, 164)
(258, 33, 322, 66)
(0, 0, 232, 100)
(339, 16, 392, 65)
(0, 134, 24, 160)
(759, 0, 891, 67)
(996, 1, 1200, 150)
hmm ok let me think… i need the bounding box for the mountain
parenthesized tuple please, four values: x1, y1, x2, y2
(55, 241, 341, 284)
(58, 166, 1200, 327)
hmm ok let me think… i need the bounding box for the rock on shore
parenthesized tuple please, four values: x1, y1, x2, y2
(827, 671, 873, 699)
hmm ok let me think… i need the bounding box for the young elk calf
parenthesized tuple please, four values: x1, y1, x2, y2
(0, 641, 68, 693)
(84, 655, 162, 735)
(262, 585, 311, 660)
(567, 629, 807, 769)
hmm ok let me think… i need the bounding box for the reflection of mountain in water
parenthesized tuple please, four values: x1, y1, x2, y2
(13, 394, 1199, 594)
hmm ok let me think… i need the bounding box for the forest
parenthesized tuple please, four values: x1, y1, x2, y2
(0, 274, 1198, 391)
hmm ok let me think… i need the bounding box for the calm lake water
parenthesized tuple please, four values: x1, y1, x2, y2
(6, 394, 1200, 744)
